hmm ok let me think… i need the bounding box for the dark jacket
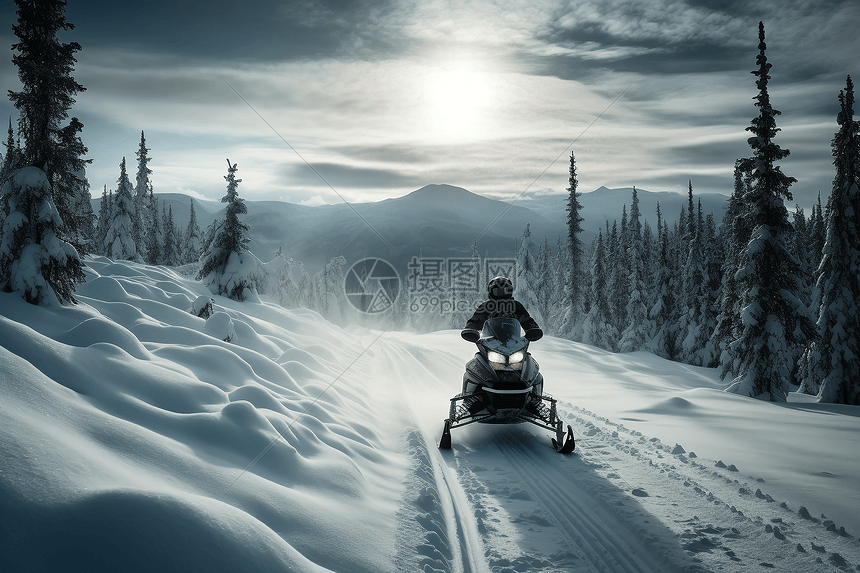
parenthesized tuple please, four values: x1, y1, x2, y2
(462, 298, 542, 341)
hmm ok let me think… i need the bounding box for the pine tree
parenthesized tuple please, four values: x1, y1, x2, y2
(0, 166, 84, 304)
(197, 159, 255, 300)
(134, 130, 152, 259)
(3, 0, 87, 303)
(562, 151, 585, 335)
(805, 76, 860, 404)
(726, 22, 815, 401)
(103, 157, 137, 260)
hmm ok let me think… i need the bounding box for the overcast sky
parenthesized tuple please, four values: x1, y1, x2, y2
(1, 0, 858, 211)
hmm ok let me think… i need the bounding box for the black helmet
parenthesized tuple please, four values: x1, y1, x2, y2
(487, 276, 513, 300)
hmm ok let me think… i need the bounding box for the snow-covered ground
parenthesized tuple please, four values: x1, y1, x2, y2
(2, 257, 859, 572)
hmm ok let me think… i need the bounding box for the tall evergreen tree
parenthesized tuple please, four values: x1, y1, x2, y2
(3, 0, 87, 303)
(562, 151, 585, 335)
(134, 130, 152, 259)
(197, 159, 255, 300)
(103, 157, 137, 260)
(803, 76, 860, 404)
(726, 22, 814, 401)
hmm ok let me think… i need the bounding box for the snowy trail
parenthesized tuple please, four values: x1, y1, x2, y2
(492, 430, 669, 573)
(386, 330, 860, 572)
(385, 332, 692, 572)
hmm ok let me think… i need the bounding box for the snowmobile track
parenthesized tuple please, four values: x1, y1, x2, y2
(565, 406, 860, 573)
(493, 431, 673, 573)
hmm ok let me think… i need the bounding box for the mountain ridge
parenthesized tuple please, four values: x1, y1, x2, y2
(92, 184, 729, 275)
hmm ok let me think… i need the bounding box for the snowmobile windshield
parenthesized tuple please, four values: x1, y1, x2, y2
(479, 318, 527, 354)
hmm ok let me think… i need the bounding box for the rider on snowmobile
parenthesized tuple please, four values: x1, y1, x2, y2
(460, 276, 543, 343)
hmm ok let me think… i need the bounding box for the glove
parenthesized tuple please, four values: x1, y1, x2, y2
(525, 328, 543, 341)
(461, 329, 480, 342)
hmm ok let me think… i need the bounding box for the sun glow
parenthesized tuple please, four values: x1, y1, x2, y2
(420, 58, 498, 143)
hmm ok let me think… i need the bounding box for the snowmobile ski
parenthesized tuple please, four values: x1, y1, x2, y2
(552, 423, 576, 454)
(439, 419, 452, 449)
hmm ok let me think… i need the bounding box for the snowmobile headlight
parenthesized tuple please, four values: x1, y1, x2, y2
(508, 351, 525, 369)
(487, 351, 506, 367)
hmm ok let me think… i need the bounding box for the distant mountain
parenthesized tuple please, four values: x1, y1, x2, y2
(92, 184, 729, 276)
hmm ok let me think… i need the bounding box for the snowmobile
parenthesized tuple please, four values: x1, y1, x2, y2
(439, 317, 575, 454)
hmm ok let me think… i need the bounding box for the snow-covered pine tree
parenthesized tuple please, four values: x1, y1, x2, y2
(103, 157, 137, 261)
(804, 76, 860, 404)
(3, 0, 87, 303)
(0, 166, 85, 304)
(134, 131, 152, 259)
(197, 159, 255, 300)
(181, 199, 203, 264)
(726, 22, 815, 401)
(562, 151, 585, 335)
